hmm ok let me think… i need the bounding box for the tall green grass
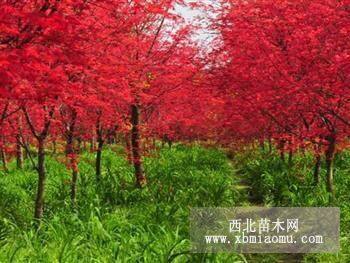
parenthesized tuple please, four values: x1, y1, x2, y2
(2, 144, 349, 262)
(0, 144, 244, 262)
(233, 147, 350, 262)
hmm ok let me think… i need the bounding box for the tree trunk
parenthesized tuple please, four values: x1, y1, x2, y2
(268, 137, 272, 154)
(16, 135, 23, 169)
(65, 127, 78, 207)
(52, 140, 57, 155)
(34, 139, 46, 220)
(23, 138, 29, 160)
(131, 105, 146, 187)
(95, 121, 104, 183)
(83, 140, 87, 151)
(71, 169, 78, 206)
(125, 133, 132, 164)
(279, 140, 286, 162)
(259, 139, 265, 151)
(313, 154, 321, 186)
(288, 149, 293, 166)
(90, 137, 96, 152)
(1, 146, 8, 172)
(77, 138, 82, 154)
(22, 106, 54, 222)
(300, 145, 306, 156)
(325, 136, 336, 195)
(280, 150, 285, 162)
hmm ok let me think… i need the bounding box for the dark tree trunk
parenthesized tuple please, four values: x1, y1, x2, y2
(95, 140, 103, 182)
(125, 132, 132, 164)
(52, 140, 57, 155)
(34, 139, 46, 220)
(90, 137, 96, 152)
(313, 154, 321, 186)
(279, 140, 286, 162)
(288, 149, 293, 166)
(131, 105, 146, 187)
(325, 135, 336, 195)
(95, 120, 104, 183)
(23, 138, 29, 160)
(280, 150, 285, 162)
(71, 169, 78, 206)
(259, 139, 265, 151)
(16, 135, 23, 169)
(268, 137, 272, 154)
(77, 138, 82, 154)
(16, 116, 24, 169)
(1, 146, 8, 172)
(22, 106, 54, 222)
(162, 135, 173, 149)
(65, 118, 78, 207)
(83, 140, 87, 151)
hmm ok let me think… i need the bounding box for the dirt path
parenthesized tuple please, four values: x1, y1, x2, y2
(230, 160, 305, 263)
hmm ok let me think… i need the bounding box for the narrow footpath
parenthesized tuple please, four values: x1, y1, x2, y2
(230, 159, 305, 263)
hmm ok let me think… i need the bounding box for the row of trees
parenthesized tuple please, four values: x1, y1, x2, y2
(0, 0, 213, 220)
(0, 0, 349, 220)
(209, 0, 350, 195)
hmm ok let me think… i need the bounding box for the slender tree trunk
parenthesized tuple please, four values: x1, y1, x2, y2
(279, 140, 286, 162)
(325, 136, 336, 195)
(268, 137, 272, 154)
(288, 149, 293, 166)
(16, 135, 23, 169)
(16, 116, 24, 169)
(90, 137, 96, 152)
(83, 140, 87, 151)
(70, 169, 78, 205)
(95, 120, 104, 183)
(23, 138, 29, 160)
(259, 139, 265, 151)
(77, 138, 82, 154)
(95, 140, 103, 182)
(313, 154, 321, 186)
(22, 106, 54, 222)
(34, 139, 46, 220)
(71, 136, 82, 206)
(280, 150, 285, 162)
(96, 142, 103, 184)
(65, 123, 78, 207)
(52, 139, 57, 155)
(131, 104, 146, 187)
(125, 132, 132, 164)
(1, 146, 8, 172)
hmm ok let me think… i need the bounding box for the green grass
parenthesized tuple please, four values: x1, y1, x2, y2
(232, 146, 350, 262)
(0, 144, 244, 262)
(1, 143, 350, 262)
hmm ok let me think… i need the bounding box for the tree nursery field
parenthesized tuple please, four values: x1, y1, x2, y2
(0, 0, 349, 262)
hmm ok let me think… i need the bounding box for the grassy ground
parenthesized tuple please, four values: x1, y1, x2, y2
(0, 144, 349, 262)
(232, 146, 350, 262)
(0, 145, 245, 262)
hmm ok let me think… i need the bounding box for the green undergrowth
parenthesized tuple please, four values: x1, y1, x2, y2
(1, 143, 349, 262)
(0, 144, 244, 262)
(232, 147, 350, 262)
